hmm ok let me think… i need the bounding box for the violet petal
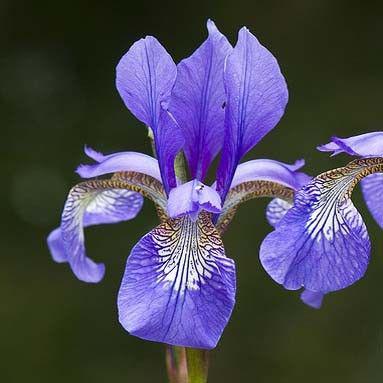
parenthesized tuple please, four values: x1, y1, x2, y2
(118, 213, 236, 349)
(217, 27, 288, 200)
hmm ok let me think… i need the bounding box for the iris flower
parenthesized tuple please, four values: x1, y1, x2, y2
(48, 20, 307, 349)
(260, 131, 383, 309)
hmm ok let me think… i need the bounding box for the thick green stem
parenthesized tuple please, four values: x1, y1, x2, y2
(186, 348, 209, 383)
(166, 346, 188, 383)
(166, 347, 209, 383)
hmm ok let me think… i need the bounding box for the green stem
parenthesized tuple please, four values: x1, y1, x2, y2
(166, 347, 209, 383)
(186, 348, 209, 383)
(166, 346, 188, 383)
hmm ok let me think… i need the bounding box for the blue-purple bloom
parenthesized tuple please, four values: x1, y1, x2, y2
(48, 20, 307, 349)
(260, 131, 383, 309)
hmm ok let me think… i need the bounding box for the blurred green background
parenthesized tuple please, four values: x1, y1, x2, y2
(2, 0, 383, 382)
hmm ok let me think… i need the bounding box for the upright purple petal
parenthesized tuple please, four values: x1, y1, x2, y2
(260, 173, 371, 293)
(318, 132, 383, 157)
(116, 36, 175, 130)
(48, 184, 143, 283)
(167, 179, 221, 219)
(361, 173, 383, 229)
(155, 110, 185, 193)
(116, 36, 183, 193)
(169, 20, 232, 180)
(118, 213, 236, 349)
(76, 149, 162, 182)
(300, 290, 324, 309)
(217, 27, 288, 200)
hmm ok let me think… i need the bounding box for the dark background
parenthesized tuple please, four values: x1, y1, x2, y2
(2, 0, 383, 382)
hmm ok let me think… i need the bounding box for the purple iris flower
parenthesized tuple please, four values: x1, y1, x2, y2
(260, 131, 383, 309)
(47, 20, 308, 349)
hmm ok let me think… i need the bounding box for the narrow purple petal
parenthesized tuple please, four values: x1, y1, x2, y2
(167, 179, 221, 219)
(265, 198, 293, 228)
(84, 145, 106, 162)
(48, 186, 143, 283)
(260, 177, 371, 293)
(76, 150, 162, 182)
(217, 27, 288, 200)
(155, 110, 185, 193)
(118, 213, 236, 349)
(318, 132, 383, 157)
(230, 158, 310, 190)
(300, 290, 324, 309)
(361, 173, 383, 229)
(169, 20, 232, 180)
(116, 36, 183, 193)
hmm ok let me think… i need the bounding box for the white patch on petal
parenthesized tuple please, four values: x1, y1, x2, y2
(304, 173, 368, 242)
(266, 198, 293, 227)
(151, 214, 226, 292)
(85, 189, 142, 223)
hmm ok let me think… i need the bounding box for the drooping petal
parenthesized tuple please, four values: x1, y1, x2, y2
(118, 212, 236, 349)
(259, 158, 383, 293)
(318, 132, 383, 157)
(47, 227, 68, 263)
(169, 20, 232, 180)
(361, 173, 383, 229)
(116, 36, 183, 192)
(76, 149, 162, 182)
(167, 179, 221, 219)
(300, 289, 324, 309)
(263, 195, 327, 309)
(48, 173, 166, 283)
(216, 27, 288, 200)
(48, 188, 145, 265)
(230, 158, 310, 190)
(265, 198, 293, 228)
(48, 186, 143, 282)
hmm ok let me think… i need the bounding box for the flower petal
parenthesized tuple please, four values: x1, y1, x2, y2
(217, 27, 288, 200)
(266, 198, 293, 228)
(155, 110, 185, 193)
(300, 289, 324, 309)
(116, 36, 183, 192)
(47, 227, 68, 263)
(118, 213, 236, 349)
(215, 159, 309, 232)
(48, 171, 167, 283)
(260, 159, 377, 293)
(167, 179, 221, 219)
(230, 158, 310, 190)
(76, 149, 162, 182)
(84, 145, 106, 162)
(169, 20, 232, 180)
(48, 185, 143, 282)
(361, 173, 383, 229)
(318, 132, 383, 157)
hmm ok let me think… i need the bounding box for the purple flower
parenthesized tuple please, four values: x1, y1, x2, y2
(47, 20, 305, 349)
(260, 131, 383, 309)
